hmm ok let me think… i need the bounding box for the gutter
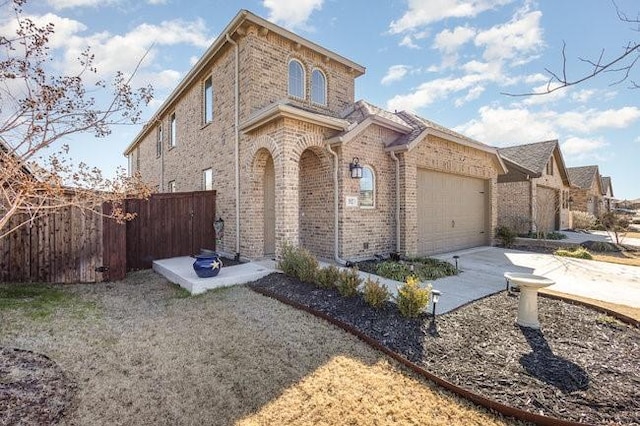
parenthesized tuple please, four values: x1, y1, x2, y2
(389, 151, 401, 253)
(226, 33, 241, 260)
(326, 143, 347, 266)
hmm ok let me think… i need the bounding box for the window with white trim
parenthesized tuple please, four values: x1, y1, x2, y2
(311, 68, 326, 105)
(168, 180, 176, 193)
(156, 124, 162, 157)
(169, 112, 177, 148)
(359, 166, 375, 208)
(204, 76, 213, 124)
(288, 59, 305, 99)
(203, 168, 213, 190)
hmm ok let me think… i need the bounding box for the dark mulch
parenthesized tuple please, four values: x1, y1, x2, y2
(0, 348, 75, 426)
(249, 273, 640, 426)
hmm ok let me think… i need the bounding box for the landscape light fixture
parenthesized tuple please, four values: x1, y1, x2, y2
(452, 255, 460, 272)
(431, 289, 441, 317)
(349, 157, 363, 179)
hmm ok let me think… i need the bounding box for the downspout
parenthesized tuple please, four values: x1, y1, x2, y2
(326, 143, 347, 266)
(389, 151, 401, 254)
(225, 33, 240, 261)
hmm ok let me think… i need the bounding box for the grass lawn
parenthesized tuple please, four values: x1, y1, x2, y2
(0, 271, 522, 426)
(591, 250, 640, 267)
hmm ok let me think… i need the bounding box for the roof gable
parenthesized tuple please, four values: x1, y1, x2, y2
(567, 165, 600, 190)
(498, 140, 570, 186)
(600, 176, 614, 197)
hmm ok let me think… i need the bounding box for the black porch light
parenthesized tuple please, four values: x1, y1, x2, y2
(349, 157, 363, 179)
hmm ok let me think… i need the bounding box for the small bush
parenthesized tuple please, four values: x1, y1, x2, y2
(396, 276, 432, 318)
(554, 247, 593, 260)
(375, 261, 409, 282)
(545, 231, 567, 240)
(363, 277, 390, 308)
(315, 265, 341, 289)
(572, 211, 597, 230)
(373, 258, 457, 282)
(277, 243, 318, 283)
(336, 267, 362, 297)
(495, 225, 517, 247)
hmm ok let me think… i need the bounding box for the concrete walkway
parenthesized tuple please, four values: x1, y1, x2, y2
(153, 246, 639, 315)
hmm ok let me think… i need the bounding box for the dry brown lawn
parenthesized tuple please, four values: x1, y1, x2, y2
(591, 250, 640, 267)
(0, 271, 524, 426)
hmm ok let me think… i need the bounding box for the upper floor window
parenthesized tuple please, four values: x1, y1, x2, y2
(288, 59, 305, 99)
(360, 166, 375, 208)
(546, 157, 554, 175)
(168, 180, 176, 193)
(127, 153, 133, 176)
(169, 112, 177, 148)
(204, 76, 213, 124)
(203, 168, 213, 190)
(311, 69, 326, 105)
(156, 124, 162, 157)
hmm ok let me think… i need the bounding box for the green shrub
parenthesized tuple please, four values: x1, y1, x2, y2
(495, 225, 517, 247)
(374, 258, 457, 282)
(396, 276, 432, 318)
(363, 277, 390, 308)
(554, 247, 593, 260)
(277, 243, 318, 283)
(375, 261, 409, 282)
(315, 265, 341, 289)
(545, 231, 567, 240)
(336, 267, 362, 297)
(572, 211, 597, 230)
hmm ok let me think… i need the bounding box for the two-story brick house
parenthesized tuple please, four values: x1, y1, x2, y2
(497, 140, 572, 234)
(124, 10, 506, 262)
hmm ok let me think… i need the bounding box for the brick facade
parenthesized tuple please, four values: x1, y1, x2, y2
(126, 10, 504, 261)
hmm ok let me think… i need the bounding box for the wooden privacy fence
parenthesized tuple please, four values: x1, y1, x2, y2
(1, 191, 216, 283)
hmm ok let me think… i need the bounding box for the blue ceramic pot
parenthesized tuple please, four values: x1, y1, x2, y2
(193, 253, 223, 278)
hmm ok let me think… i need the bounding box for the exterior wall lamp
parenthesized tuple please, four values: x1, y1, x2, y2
(349, 157, 363, 179)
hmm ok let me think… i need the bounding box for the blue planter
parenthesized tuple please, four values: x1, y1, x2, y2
(193, 253, 223, 278)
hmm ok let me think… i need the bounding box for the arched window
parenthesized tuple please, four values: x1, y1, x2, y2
(288, 59, 305, 99)
(360, 166, 375, 208)
(311, 68, 326, 105)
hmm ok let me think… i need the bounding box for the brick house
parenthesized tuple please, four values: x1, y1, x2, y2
(567, 166, 604, 216)
(124, 10, 506, 262)
(600, 176, 615, 213)
(497, 140, 572, 233)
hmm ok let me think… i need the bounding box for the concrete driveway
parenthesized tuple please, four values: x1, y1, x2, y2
(433, 247, 640, 310)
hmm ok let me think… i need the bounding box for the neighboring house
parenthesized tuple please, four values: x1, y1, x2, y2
(124, 10, 506, 261)
(567, 166, 604, 217)
(600, 176, 615, 213)
(497, 140, 572, 234)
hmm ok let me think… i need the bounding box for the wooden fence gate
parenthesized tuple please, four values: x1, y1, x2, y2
(123, 191, 217, 271)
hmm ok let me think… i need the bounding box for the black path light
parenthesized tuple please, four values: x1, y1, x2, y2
(431, 289, 441, 317)
(349, 157, 363, 179)
(452, 255, 460, 273)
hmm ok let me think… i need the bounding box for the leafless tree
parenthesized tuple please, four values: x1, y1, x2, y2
(0, 0, 153, 238)
(504, 1, 639, 96)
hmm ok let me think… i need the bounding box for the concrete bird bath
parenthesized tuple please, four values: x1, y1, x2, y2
(504, 272, 555, 329)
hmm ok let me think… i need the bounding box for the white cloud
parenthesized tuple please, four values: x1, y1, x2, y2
(389, 0, 512, 34)
(147, 0, 167, 4)
(263, 0, 323, 30)
(400, 35, 420, 49)
(571, 89, 596, 103)
(455, 106, 557, 145)
(520, 82, 566, 105)
(0, 13, 87, 50)
(433, 26, 476, 53)
(555, 107, 640, 133)
(561, 136, 607, 156)
(474, 10, 543, 62)
(189, 56, 199, 66)
(47, 0, 116, 9)
(524, 73, 548, 84)
(381, 65, 411, 85)
(454, 85, 485, 107)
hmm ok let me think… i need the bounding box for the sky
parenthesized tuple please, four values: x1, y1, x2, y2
(4, 0, 640, 200)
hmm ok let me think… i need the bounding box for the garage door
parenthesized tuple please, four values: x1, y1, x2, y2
(536, 186, 559, 232)
(417, 169, 488, 255)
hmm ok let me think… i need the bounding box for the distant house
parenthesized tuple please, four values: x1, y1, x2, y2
(567, 166, 604, 216)
(497, 140, 572, 233)
(124, 10, 507, 262)
(600, 176, 615, 212)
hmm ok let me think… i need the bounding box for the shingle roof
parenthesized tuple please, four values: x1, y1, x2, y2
(497, 140, 558, 175)
(600, 176, 613, 196)
(567, 165, 599, 189)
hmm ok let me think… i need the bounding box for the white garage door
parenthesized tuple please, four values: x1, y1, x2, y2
(417, 169, 489, 255)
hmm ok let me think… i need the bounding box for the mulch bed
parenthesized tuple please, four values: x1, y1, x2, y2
(249, 273, 640, 425)
(0, 348, 75, 425)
